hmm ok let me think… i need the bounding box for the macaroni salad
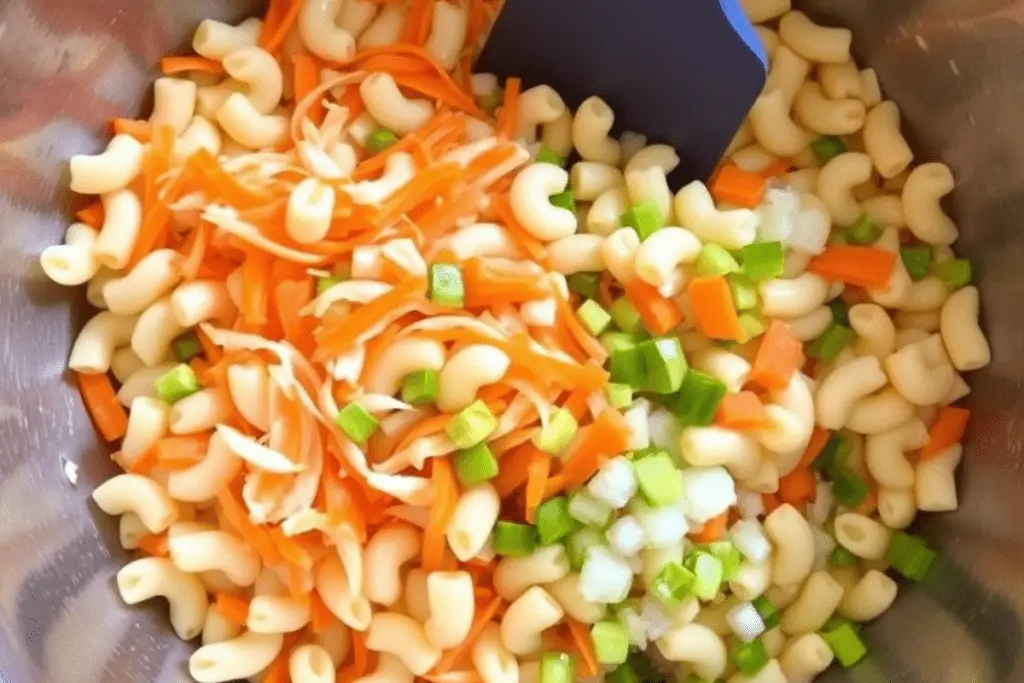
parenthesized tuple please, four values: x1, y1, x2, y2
(42, 0, 992, 682)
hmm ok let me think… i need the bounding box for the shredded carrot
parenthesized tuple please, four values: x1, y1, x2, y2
(374, 163, 462, 228)
(127, 446, 160, 475)
(524, 446, 551, 523)
(292, 54, 325, 125)
(688, 276, 744, 341)
(262, 648, 290, 683)
(241, 248, 271, 326)
(76, 372, 129, 442)
(181, 220, 210, 280)
(807, 245, 897, 289)
(554, 295, 609, 362)
(402, 0, 436, 44)
(275, 279, 317, 356)
(749, 320, 805, 391)
(689, 511, 729, 542)
(422, 458, 459, 570)
(160, 56, 225, 75)
(623, 278, 684, 336)
(565, 618, 600, 677)
(155, 435, 208, 469)
(336, 630, 372, 683)
(316, 277, 427, 355)
(710, 164, 767, 208)
(111, 118, 152, 141)
(919, 406, 971, 461)
(215, 593, 250, 626)
(432, 596, 503, 674)
(493, 442, 537, 498)
(463, 258, 550, 308)
(392, 71, 483, 116)
(260, 0, 303, 53)
(777, 467, 816, 506)
(309, 591, 335, 633)
(553, 409, 631, 494)
(75, 200, 104, 228)
(715, 391, 771, 430)
(495, 77, 521, 139)
(218, 484, 282, 564)
(137, 533, 169, 557)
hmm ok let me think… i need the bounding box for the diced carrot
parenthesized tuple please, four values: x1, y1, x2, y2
(919, 406, 971, 461)
(111, 118, 152, 141)
(807, 245, 897, 289)
(496, 77, 521, 139)
(309, 591, 335, 633)
(76, 200, 105, 228)
(137, 533, 169, 557)
(159, 56, 225, 75)
(215, 593, 250, 626)
(623, 278, 684, 335)
(762, 493, 781, 514)
(760, 157, 793, 178)
(777, 467, 816, 506)
(422, 458, 459, 570)
(711, 164, 767, 208)
(715, 391, 771, 430)
(524, 446, 551, 523)
(687, 276, 743, 341)
(76, 372, 129, 442)
(241, 248, 271, 326)
(493, 442, 537, 498)
(292, 54, 325, 124)
(462, 258, 550, 308)
(431, 596, 503, 674)
(798, 427, 830, 469)
(553, 409, 631, 494)
(749, 320, 805, 391)
(688, 511, 729, 542)
(565, 618, 599, 677)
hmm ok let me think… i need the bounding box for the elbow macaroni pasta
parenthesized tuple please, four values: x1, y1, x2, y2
(94, 188, 143, 270)
(794, 82, 866, 136)
(902, 163, 959, 245)
(509, 163, 579, 241)
(838, 569, 898, 622)
(361, 73, 434, 135)
(656, 623, 728, 680)
(749, 88, 813, 157)
(93, 473, 179, 533)
(299, 0, 357, 62)
(69, 134, 145, 195)
(436, 344, 511, 413)
(222, 46, 283, 114)
(445, 483, 500, 562)
(168, 528, 262, 586)
(117, 557, 208, 640)
(500, 586, 565, 656)
(424, 571, 474, 649)
(40, 223, 101, 286)
(103, 249, 184, 315)
(192, 17, 262, 59)
(863, 101, 914, 179)
(940, 286, 991, 371)
(493, 544, 570, 602)
(366, 612, 441, 675)
(150, 77, 198, 135)
(779, 570, 844, 635)
(815, 355, 888, 429)
(363, 523, 423, 606)
(834, 513, 891, 560)
(68, 310, 138, 374)
(764, 504, 815, 588)
(572, 96, 622, 165)
(778, 11, 852, 63)
(189, 631, 284, 683)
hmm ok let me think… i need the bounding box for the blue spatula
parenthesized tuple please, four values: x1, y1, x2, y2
(475, 0, 767, 181)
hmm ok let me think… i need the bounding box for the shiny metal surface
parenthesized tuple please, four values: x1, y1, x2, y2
(1, 1, 1023, 681)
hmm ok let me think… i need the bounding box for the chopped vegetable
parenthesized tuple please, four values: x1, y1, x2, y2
(752, 595, 781, 629)
(536, 147, 566, 167)
(688, 276, 744, 341)
(702, 541, 743, 581)
(76, 372, 129, 441)
(587, 457, 638, 510)
(621, 199, 665, 241)
(579, 546, 634, 604)
(730, 637, 769, 675)
(919, 406, 970, 460)
(831, 467, 870, 508)
(607, 663, 642, 683)
(749, 320, 804, 390)
(738, 311, 768, 342)
(577, 299, 612, 336)
(401, 369, 440, 406)
(566, 527, 606, 570)
(636, 337, 687, 394)
(727, 601, 767, 642)
(812, 433, 852, 474)
(604, 383, 634, 409)
(715, 392, 770, 430)
(809, 323, 856, 362)
(533, 408, 579, 455)
(539, 652, 574, 683)
(623, 278, 684, 335)
(366, 127, 399, 154)
(821, 621, 868, 667)
(829, 546, 858, 567)
(711, 164, 767, 208)
(445, 400, 498, 449)
(889, 532, 938, 581)
(811, 135, 848, 164)
(568, 492, 613, 528)
(429, 263, 465, 308)
(455, 442, 499, 486)
(316, 276, 343, 296)
(602, 331, 640, 354)
(591, 621, 630, 665)
(610, 344, 645, 388)
(728, 274, 759, 311)
(935, 258, 972, 290)
(846, 214, 882, 244)
(536, 495, 578, 545)
(829, 298, 850, 325)
(696, 243, 741, 277)
(155, 364, 200, 404)
(900, 246, 932, 281)
(549, 190, 577, 213)
(663, 370, 728, 427)
(633, 452, 683, 507)
(739, 241, 785, 280)
(808, 245, 897, 289)
(685, 550, 724, 600)
(606, 515, 647, 556)
(171, 333, 202, 362)
(568, 272, 601, 300)
(492, 521, 538, 557)
(650, 561, 695, 604)
(610, 297, 643, 333)
(335, 402, 379, 445)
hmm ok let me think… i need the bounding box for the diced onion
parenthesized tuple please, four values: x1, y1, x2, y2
(726, 602, 766, 643)
(806, 480, 834, 527)
(736, 489, 765, 520)
(618, 606, 648, 649)
(624, 399, 651, 451)
(631, 499, 689, 548)
(647, 408, 681, 458)
(680, 466, 736, 524)
(587, 457, 638, 509)
(757, 188, 799, 244)
(789, 207, 830, 255)
(640, 598, 673, 641)
(579, 546, 634, 604)
(730, 520, 772, 563)
(606, 515, 647, 557)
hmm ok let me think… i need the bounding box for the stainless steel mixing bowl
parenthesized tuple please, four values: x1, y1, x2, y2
(2, 1, 1023, 681)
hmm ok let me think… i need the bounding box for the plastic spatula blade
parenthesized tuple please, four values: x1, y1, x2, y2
(475, 0, 767, 182)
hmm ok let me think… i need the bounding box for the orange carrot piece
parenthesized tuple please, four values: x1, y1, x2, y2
(749, 320, 805, 391)
(715, 391, 771, 430)
(556, 409, 631, 494)
(565, 618, 600, 677)
(493, 442, 538, 498)
(76, 200, 105, 228)
(919, 406, 971, 461)
(760, 157, 793, 178)
(137, 533, 169, 557)
(623, 278, 684, 335)
(778, 466, 816, 506)
(309, 591, 335, 633)
(217, 485, 283, 564)
(76, 372, 129, 441)
(462, 258, 550, 308)
(762, 493, 781, 514)
(155, 435, 208, 469)
(316, 277, 427, 354)
(689, 511, 729, 542)
(160, 56, 226, 75)
(496, 77, 521, 139)
(127, 446, 160, 475)
(275, 279, 317, 356)
(711, 164, 768, 208)
(524, 447, 552, 523)
(215, 593, 250, 626)
(798, 427, 830, 470)
(392, 72, 483, 116)
(111, 118, 152, 141)
(374, 163, 462, 228)
(293, 53, 325, 124)
(260, 0, 303, 52)
(262, 649, 290, 683)
(688, 276, 743, 341)
(432, 596, 504, 674)
(402, 0, 436, 44)
(241, 248, 271, 326)
(807, 245, 897, 289)
(422, 458, 459, 570)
